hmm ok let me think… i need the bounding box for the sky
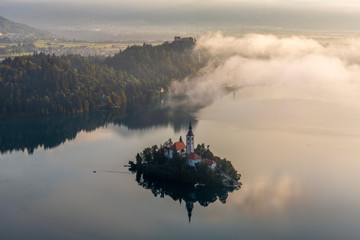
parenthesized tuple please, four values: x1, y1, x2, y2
(2, 0, 360, 40)
(3, 0, 360, 13)
(4, 0, 360, 8)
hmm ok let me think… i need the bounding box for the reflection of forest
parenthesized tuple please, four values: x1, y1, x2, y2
(135, 172, 238, 222)
(0, 104, 197, 154)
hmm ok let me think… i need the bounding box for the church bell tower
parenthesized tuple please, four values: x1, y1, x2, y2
(186, 121, 194, 154)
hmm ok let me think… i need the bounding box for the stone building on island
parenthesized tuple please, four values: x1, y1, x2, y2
(166, 122, 216, 169)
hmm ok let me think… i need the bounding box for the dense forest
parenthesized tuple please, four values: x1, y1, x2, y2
(105, 40, 204, 87)
(0, 40, 207, 119)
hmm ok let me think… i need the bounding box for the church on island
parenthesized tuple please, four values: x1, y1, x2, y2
(165, 122, 217, 169)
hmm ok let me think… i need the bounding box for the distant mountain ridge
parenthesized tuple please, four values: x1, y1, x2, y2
(0, 15, 53, 39)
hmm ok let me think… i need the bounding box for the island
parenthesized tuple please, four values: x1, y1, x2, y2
(129, 122, 241, 188)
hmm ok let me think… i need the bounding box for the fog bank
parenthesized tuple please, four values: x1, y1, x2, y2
(168, 33, 360, 108)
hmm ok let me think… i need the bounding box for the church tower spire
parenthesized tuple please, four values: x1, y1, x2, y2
(186, 121, 194, 154)
(186, 201, 194, 223)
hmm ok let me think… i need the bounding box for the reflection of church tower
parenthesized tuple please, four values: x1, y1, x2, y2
(186, 121, 194, 154)
(186, 201, 194, 223)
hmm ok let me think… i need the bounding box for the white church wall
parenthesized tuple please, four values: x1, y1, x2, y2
(169, 150, 173, 159)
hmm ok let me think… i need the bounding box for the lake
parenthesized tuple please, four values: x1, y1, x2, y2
(1, 86, 360, 240)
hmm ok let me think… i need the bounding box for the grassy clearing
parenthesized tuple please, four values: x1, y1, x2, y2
(0, 40, 162, 60)
(34, 40, 155, 50)
(0, 43, 17, 47)
(0, 40, 158, 50)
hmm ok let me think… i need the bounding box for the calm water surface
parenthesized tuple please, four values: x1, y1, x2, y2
(1, 87, 360, 240)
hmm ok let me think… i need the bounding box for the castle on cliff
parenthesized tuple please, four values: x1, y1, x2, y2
(173, 36, 196, 43)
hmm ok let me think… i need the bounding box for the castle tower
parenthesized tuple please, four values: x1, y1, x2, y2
(186, 121, 194, 154)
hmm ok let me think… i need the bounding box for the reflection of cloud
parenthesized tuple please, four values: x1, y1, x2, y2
(234, 175, 301, 213)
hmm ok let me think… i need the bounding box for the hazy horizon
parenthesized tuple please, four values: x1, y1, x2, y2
(2, 0, 360, 41)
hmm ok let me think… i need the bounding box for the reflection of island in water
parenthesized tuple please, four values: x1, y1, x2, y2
(0, 104, 198, 154)
(135, 172, 239, 222)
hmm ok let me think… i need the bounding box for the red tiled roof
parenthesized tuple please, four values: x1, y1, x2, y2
(186, 152, 202, 160)
(203, 159, 216, 166)
(170, 141, 186, 151)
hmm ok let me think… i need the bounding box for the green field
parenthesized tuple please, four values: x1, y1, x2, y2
(34, 40, 139, 50)
(0, 40, 162, 60)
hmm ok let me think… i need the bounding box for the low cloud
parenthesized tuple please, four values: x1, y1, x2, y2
(167, 32, 360, 108)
